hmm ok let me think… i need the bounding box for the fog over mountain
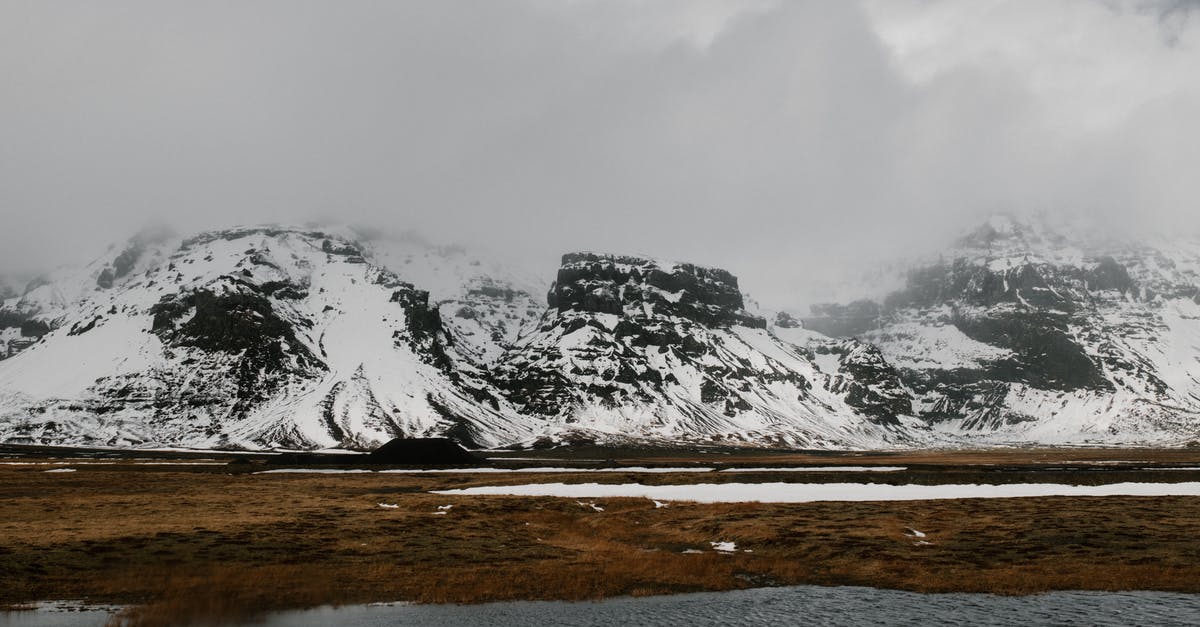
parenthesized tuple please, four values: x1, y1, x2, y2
(4, 0, 1200, 311)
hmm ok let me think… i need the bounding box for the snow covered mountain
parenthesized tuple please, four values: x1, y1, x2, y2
(797, 214, 1200, 446)
(0, 225, 912, 450)
(0, 226, 542, 449)
(489, 253, 911, 448)
(2, 216, 1199, 450)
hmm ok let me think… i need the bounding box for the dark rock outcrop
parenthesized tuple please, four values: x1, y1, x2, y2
(365, 437, 484, 465)
(19, 320, 50, 338)
(148, 289, 323, 416)
(551, 253, 765, 329)
(390, 284, 452, 370)
(815, 339, 912, 424)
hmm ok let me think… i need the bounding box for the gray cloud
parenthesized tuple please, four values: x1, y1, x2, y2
(2, 0, 1199, 309)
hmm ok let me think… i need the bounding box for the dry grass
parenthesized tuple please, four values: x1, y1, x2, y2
(2, 455, 1200, 626)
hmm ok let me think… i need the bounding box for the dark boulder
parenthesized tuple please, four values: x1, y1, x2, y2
(365, 438, 484, 465)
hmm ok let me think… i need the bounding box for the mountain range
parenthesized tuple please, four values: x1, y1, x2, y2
(2, 215, 1199, 450)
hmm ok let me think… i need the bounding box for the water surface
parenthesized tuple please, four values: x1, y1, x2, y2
(9, 586, 1199, 626)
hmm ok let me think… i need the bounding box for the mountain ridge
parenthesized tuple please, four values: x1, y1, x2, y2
(2, 217, 1199, 450)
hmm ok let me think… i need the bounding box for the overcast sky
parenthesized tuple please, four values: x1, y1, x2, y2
(3, 0, 1200, 308)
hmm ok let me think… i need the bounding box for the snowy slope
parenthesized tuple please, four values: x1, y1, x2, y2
(0, 226, 536, 449)
(798, 214, 1200, 446)
(4, 216, 1200, 450)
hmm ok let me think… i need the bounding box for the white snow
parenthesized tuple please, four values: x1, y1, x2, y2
(257, 469, 375, 474)
(710, 541, 737, 552)
(863, 321, 1013, 371)
(432, 481, 1200, 503)
(43, 468, 76, 473)
(719, 466, 906, 473)
(255, 467, 716, 474)
(377, 503, 399, 509)
(1, 456, 225, 461)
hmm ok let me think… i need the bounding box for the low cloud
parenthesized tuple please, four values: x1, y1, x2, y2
(2, 0, 1198, 309)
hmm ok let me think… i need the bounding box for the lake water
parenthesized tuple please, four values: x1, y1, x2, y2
(6, 586, 1200, 626)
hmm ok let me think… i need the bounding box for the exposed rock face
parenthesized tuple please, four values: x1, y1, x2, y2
(812, 339, 911, 425)
(148, 287, 325, 417)
(551, 253, 766, 328)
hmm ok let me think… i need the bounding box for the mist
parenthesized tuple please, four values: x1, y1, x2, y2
(3, 0, 1200, 310)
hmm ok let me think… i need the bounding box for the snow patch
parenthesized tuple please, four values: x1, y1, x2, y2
(720, 466, 906, 473)
(433, 481, 1200, 503)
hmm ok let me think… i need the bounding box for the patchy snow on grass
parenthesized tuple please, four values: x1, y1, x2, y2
(43, 468, 76, 473)
(710, 541, 737, 553)
(377, 503, 399, 509)
(719, 466, 906, 473)
(0, 461, 114, 465)
(257, 469, 375, 474)
(432, 481, 1200, 503)
(255, 467, 715, 475)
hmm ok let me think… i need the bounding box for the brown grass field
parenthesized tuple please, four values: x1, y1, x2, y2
(3, 448, 1200, 626)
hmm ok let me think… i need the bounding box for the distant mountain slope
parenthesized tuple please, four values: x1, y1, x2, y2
(2, 217, 1199, 450)
(799, 215, 1200, 445)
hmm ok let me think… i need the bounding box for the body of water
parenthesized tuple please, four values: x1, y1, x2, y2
(7, 586, 1200, 626)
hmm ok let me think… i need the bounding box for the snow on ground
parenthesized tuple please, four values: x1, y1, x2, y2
(255, 467, 718, 474)
(432, 481, 1200, 503)
(863, 321, 1013, 371)
(257, 469, 375, 474)
(719, 466, 906, 472)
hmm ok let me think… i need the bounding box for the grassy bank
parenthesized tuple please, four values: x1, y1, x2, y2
(2, 450, 1200, 626)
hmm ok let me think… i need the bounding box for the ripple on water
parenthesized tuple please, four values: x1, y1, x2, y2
(6, 587, 1200, 627)
(258, 586, 1200, 627)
